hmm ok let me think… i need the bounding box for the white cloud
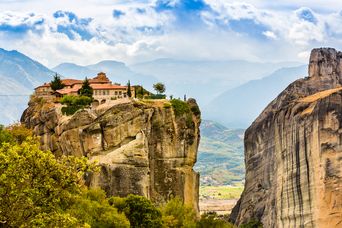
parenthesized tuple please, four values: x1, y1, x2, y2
(1, 1, 342, 67)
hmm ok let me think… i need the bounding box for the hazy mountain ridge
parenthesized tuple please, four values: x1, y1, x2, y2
(204, 65, 307, 128)
(0, 48, 54, 125)
(130, 58, 303, 105)
(195, 120, 245, 186)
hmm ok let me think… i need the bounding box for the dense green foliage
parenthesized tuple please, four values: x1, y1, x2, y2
(50, 73, 65, 91)
(0, 124, 244, 227)
(61, 95, 92, 115)
(68, 189, 130, 227)
(170, 99, 191, 117)
(161, 197, 197, 227)
(197, 212, 234, 228)
(153, 82, 166, 94)
(148, 94, 166, 99)
(127, 80, 132, 97)
(78, 78, 94, 98)
(135, 85, 151, 99)
(111, 194, 163, 227)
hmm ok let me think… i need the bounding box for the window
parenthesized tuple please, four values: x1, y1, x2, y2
(115, 91, 118, 95)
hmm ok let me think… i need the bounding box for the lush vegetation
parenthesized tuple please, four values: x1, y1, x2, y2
(127, 80, 132, 97)
(170, 99, 191, 116)
(153, 82, 166, 94)
(78, 77, 94, 98)
(0, 124, 242, 227)
(50, 73, 65, 91)
(195, 120, 245, 186)
(61, 95, 92, 115)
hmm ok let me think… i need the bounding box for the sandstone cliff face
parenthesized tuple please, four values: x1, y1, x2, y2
(231, 48, 342, 228)
(21, 98, 201, 211)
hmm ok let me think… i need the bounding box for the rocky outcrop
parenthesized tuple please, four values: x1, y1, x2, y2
(231, 48, 342, 227)
(21, 98, 201, 211)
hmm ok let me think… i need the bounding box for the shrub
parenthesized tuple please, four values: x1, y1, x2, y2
(0, 124, 32, 145)
(60, 95, 92, 115)
(68, 189, 130, 227)
(111, 194, 163, 228)
(197, 212, 235, 228)
(147, 94, 166, 99)
(0, 137, 95, 227)
(170, 99, 191, 117)
(161, 197, 197, 228)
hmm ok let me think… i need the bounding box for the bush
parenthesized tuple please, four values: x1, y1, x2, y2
(60, 95, 92, 115)
(111, 194, 163, 228)
(68, 189, 130, 227)
(147, 94, 167, 99)
(197, 212, 235, 228)
(170, 99, 191, 117)
(161, 197, 197, 228)
(0, 124, 32, 145)
(0, 137, 95, 227)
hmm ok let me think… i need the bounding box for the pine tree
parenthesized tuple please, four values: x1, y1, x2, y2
(78, 78, 93, 99)
(50, 73, 65, 91)
(127, 80, 132, 98)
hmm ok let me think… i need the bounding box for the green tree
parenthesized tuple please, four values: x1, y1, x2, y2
(50, 73, 65, 91)
(68, 189, 130, 227)
(153, 82, 166, 94)
(78, 78, 93, 99)
(197, 212, 235, 228)
(0, 137, 95, 227)
(111, 194, 163, 228)
(61, 95, 92, 115)
(127, 80, 132, 98)
(161, 197, 197, 228)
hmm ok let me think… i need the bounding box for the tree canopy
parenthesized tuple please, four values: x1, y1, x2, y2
(153, 82, 166, 94)
(78, 78, 93, 98)
(127, 80, 132, 98)
(50, 73, 65, 91)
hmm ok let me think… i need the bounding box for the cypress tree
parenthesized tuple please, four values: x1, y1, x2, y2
(78, 78, 93, 99)
(127, 80, 132, 98)
(50, 73, 65, 91)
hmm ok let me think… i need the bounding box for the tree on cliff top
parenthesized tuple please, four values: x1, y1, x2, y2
(78, 77, 93, 99)
(153, 82, 166, 94)
(50, 73, 65, 91)
(127, 80, 132, 97)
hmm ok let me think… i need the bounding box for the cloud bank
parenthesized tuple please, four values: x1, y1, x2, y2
(0, 0, 342, 67)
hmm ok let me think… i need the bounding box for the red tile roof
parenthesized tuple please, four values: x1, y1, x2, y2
(91, 84, 127, 90)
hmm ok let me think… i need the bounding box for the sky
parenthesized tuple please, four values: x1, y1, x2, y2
(1, 0, 342, 67)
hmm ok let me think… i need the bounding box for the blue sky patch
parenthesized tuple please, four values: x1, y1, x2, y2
(296, 8, 317, 24)
(53, 11, 93, 41)
(113, 9, 125, 18)
(229, 19, 269, 40)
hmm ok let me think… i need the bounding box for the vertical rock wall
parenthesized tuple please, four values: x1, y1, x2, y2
(21, 99, 201, 211)
(231, 48, 342, 227)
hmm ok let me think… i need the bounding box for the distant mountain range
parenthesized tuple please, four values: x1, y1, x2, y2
(130, 59, 303, 105)
(203, 65, 307, 128)
(0, 47, 306, 128)
(0, 48, 53, 125)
